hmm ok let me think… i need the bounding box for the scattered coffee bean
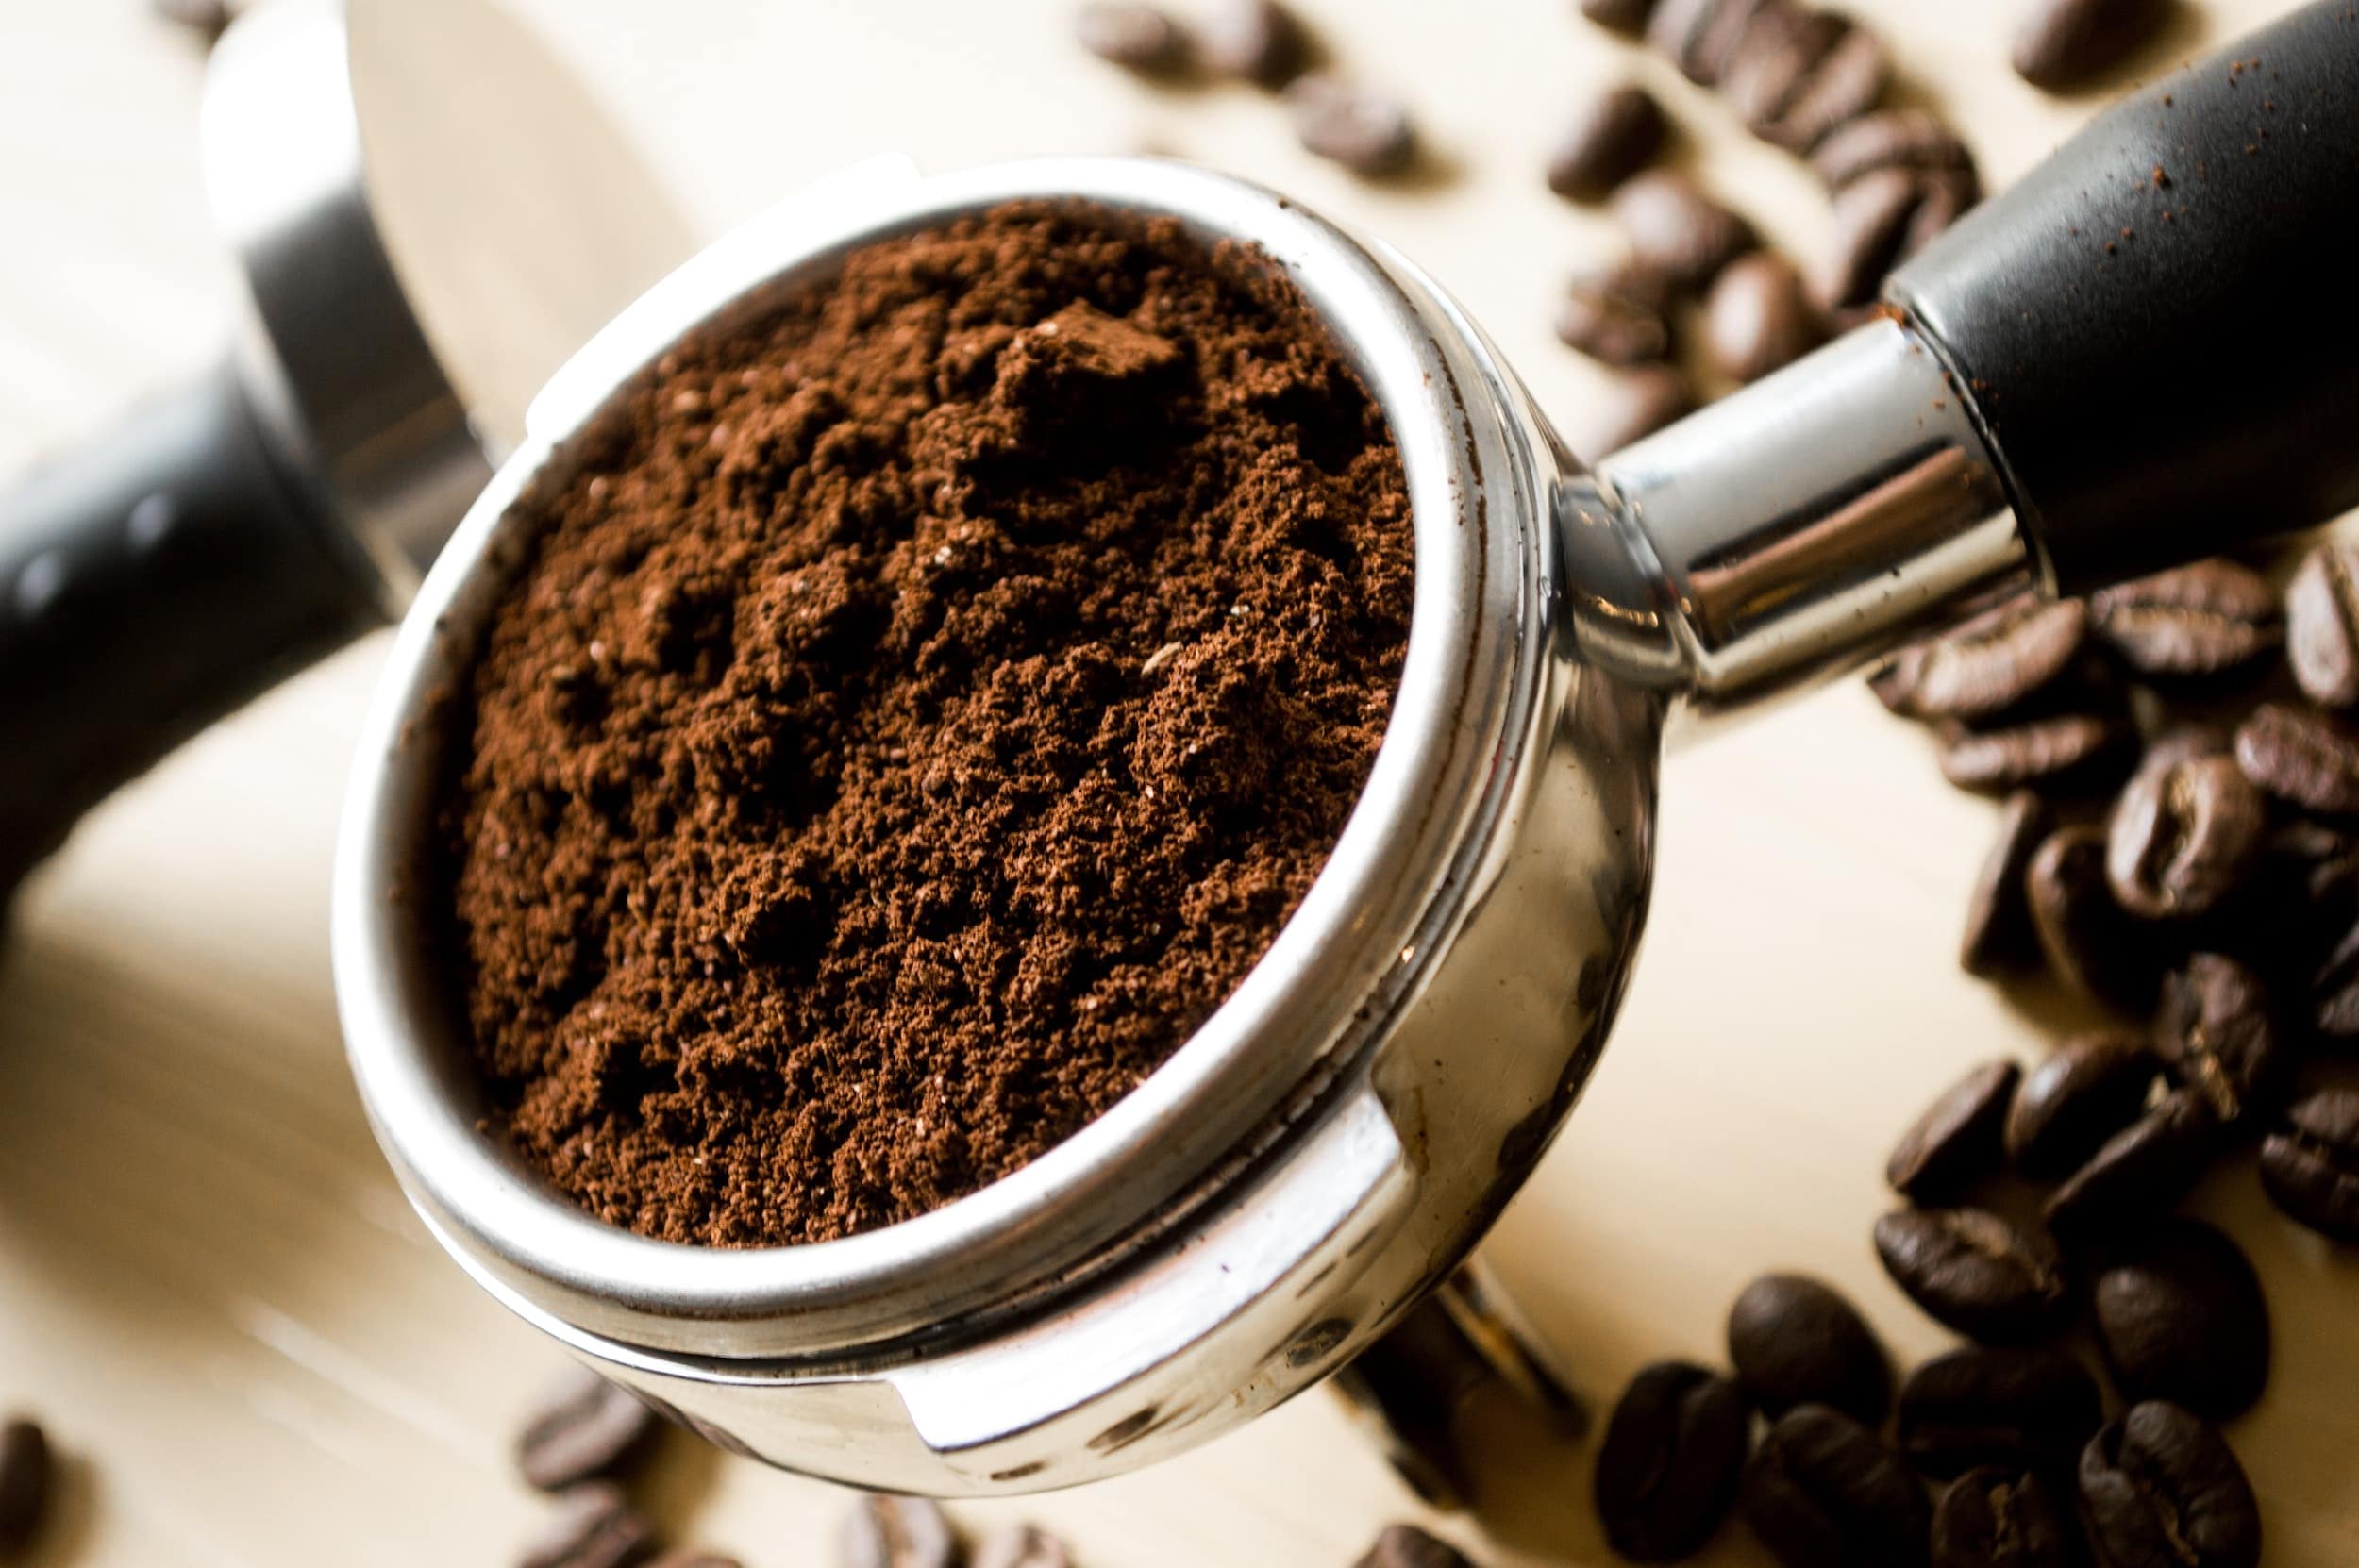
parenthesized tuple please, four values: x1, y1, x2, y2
(1074, 3, 1189, 72)
(1896, 1347, 2103, 1477)
(2045, 1087, 2220, 1243)
(2004, 1034, 2160, 1178)
(842, 1496, 961, 1568)
(1287, 75, 1416, 176)
(1755, 22, 1888, 151)
(2314, 919, 2359, 1041)
(2103, 744, 2265, 919)
(2012, 0, 2167, 89)
(2087, 559, 2283, 677)
(1930, 1467, 2077, 1568)
(1579, 363, 1697, 458)
(2234, 700, 2359, 813)
(1718, 8, 1846, 128)
(2027, 825, 2156, 1010)
(1353, 1524, 1474, 1568)
(1888, 1059, 2020, 1203)
(2259, 1088, 2359, 1243)
(1581, 0, 1663, 34)
(1556, 267, 1674, 365)
(1740, 1405, 1931, 1568)
(1647, 0, 1776, 86)
(1612, 172, 1755, 292)
(521, 1484, 658, 1568)
(1548, 85, 1667, 200)
(2154, 953, 2286, 1126)
(1963, 792, 2051, 977)
(517, 1368, 661, 1493)
(971, 1526, 1071, 1568)
(1871, 598, 2088, 722)
(151, 0, 232, 42)
(2077, 1403, 2261, 1568)
(1198, 0, 1307, 85)
(648, 1555, 743, 1568)
(1703, 252, 1823, 382)
(1726, 1275, 1892, 1425)
(1593, 1361, 1750, 1561)
(1872, 1208, 2068, 1344)
(1812, 109, 1979, 194)
(2286, 540, 2359, 709)
(1936, 712, 2125, 793)
(1815, 166, 1970, 312)
(0, 1418, 51, 1557)
(2092, 1219, 2270, 1421)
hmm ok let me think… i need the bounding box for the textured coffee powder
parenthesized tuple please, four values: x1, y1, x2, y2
(436, 201, 1413, 1246)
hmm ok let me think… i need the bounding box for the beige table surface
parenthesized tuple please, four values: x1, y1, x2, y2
(2, 0, 2353, 1562)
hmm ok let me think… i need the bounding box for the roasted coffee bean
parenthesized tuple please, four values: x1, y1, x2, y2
(1286, 75, 1415, 176)
(1888, 1059, 2020, 1202)
(1579, 363, 1697, 459)
(1074, 3, 1189, 72)
(1703, 252, 1823, 382)
(2045, 1088, 2220, 1243)
(842, 1495, 961, 1568)
(2103, 746, 2265, 919)
(1871, 598, 2087, 722)
(1548, 84, 1667, 200)
(1740, 1405, 1930, 1568)
(648, 1555, 743, 1568)
(2315, 920, 2359, 1041)
(152, 0, 233, 42)
(1872, 1208, 2068, 1344)
(2234, 700, 2359, 813)
(1812, 109, 1979, 193)
(2027, 825, 2157, 1010)
(1931, 1467, 2078, 1568)
(971, 1526, 1070, 1568)
(2088, 559, 2282, 677)
(1581, 0, 1662, 34)
(1353, 1524, 1474, 1568)
(2013, 0, 2167, 88)
(2092, 1220, 2270, 1420)
(1719, 9, 1887, 152)
(2154, 953, 2286, 1126)
(2286, 540, 2359, 709)
(522, 1484, 658, 1568)
(2005, 1034, 2161, 1178)
(1937, 713, 2126, 794)
(1897, 1347, 2103, 1477)
(1556, 267, 1675, 364)
(1963, 792, 2051, 977)
(1197, 0, 1306, 84)
(1647, 0, 1777, 85)
(1593, 1361, 1751, 1561)
(518, 1368, 661, 1493)
(2077, 1403, 2261, 1568)
(1612, 172, 1755, 292)
(2259, 1088, 2359, 1242)
(0, 1418, 51, 1556)
(1755, 22, 1887, 151)
(1727, 1275, 1892, 1424)
(1815, 167, 1972, 312)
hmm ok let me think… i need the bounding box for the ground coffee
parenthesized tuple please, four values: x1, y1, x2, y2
(437, 200, 1413, 1247)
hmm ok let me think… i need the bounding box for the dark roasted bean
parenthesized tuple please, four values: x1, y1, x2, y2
(1931, 1468, 2078, 1568)
(1815, 167, 1971, 311)
(518, 1368, 661, 1493)
(2005, 1034, 2161, 1178)
(1548, 84, 1667, 200)
(1578, 363, 1697, 459)
(2013, 0, 2168, 88)
(1648, 0, 1776, 85)
(1353, 1524, 1475, 1568)
(2092, 1220, 2270, 1421)
(2154, 953, 2286, 1126)
(1872, 1209, 2068, 1344)
(1897, 1347, 2103, 1477)
(1719, 7, 1845, 127)
(1812, 109, 1979, 193)
(1873, 598, 2087, 722)
(1937, 713, 2126, 794)
(1963, 792, 2051, 977)
(1888, 1059, 2019, 1202)
(2259, 1088, 2359, 1242)
(522, 1484, 658, 1568)
(151, 0, 232, 42)
(1702, 252, 1823, 382)
(1755, 23, 1887, 151)
(1286, 75, 1415, 175)
(1612, 172, 1755, 292)
(1593, 1361, 1751, 1561)
(2286, 541, 2359, 709)
(2045, 1088, 2219, 1243)
(2234, 701, 2359, 813)
(2103, 744, 2265, 919)
(648, 1555, 744, 1568)
(1556, 267, 1675, 365)
(971, 1526, 1071, 1568)
(2088, 559, 2282, 676)
(2315, 920, 2359, 1041)
(841, 1496, 960, 1568)
(0, 1418, 51, 1557)
(1741, 1405, 1930, 1568)
(2077, 1403, 2261, 1568)
(1581, 0, 1663, 34)
(1727, 1275, 1892, 1425)
(1074, 3, 1189, 72)
(2026, 826, 2157, 1010)
(1197, 0, 1307, 83)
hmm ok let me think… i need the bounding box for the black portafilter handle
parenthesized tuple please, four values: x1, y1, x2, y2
(0, 359, 385, 893)
(1891, 0, 2359, 595)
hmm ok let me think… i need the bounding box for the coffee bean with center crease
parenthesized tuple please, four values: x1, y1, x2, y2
(2092, 1220, 2270, 1421)
(1648, 0, 1776, 85)
(1888, 1059, 2020, 1203)
(1727, 1275, 1892, 1424)
(2154, 953, 2286, 1126)
(1197, 0, 1307, 84)
(1812, 109, 1979, 194)
(1612, 172, 1755, 292)
(1872, 1209, 2068, 1344)
(1938, 713, 2126, 794)
(1741, 1405, 1931, 1568)
(2286, 540, 2359, 709)
(1719, 8, 1888, 153)
(1963, 792, 2052, 977)
(2315, 920, 2359, 1042)
(972, 1526, 1071, 1568)
(1548, 84, 1667, 200)
(1593, 1361, 1751, 1561)
(1873, 597, 2088, 722)
(842, 1496, 961, 1568)
(1815, 166, 1972, 312)
(2235, 701, 2359, 812)
(2045, 1087, 2220, 1243)
(2259, 1088, 2359, 1242)
(1074, 3, 1190, 72)
(523, 1484, 659, 1568)
(2088, 559, 2282, 677)
(2027, 826, 2158, 1011)
(1353, 1524, 1475, 1568)
(2005, 1034, 2161, 1178)
(1703, 252, 1824, 383)
(1932, 1468, 2079, 1568)
(1756, 23, 1888, 152)
(649, 1555, 743, 1568)
(1556, 267, 1674, 365)
(2077, 1403, 2261, 1568)
(0, 1418, 51, 1557)
(2104, 743, 2265, 920)
(1582, 0, 1663, 35)
(1898, 1347, 2103, 1478)
(2013, 0, 2167, 88)
(1580, 363, 1697, 459)
(1286, 75, 1415, 176)
(518, 1368, 661, 1493)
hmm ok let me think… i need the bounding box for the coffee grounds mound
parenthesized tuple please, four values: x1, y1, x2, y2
(438, 200, 1414, 1246)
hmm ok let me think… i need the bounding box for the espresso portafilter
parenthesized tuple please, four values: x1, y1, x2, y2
(338, 2, 2359, 1498)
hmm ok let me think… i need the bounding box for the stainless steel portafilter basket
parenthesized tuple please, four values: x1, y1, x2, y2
(336, 5, 2359, 1497)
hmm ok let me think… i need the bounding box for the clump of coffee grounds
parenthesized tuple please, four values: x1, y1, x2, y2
(438, 201, 1414, 1246)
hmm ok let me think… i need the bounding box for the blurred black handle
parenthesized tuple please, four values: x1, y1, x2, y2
(1892, 0, 2359, 593)
(0, 360, 383, 891)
